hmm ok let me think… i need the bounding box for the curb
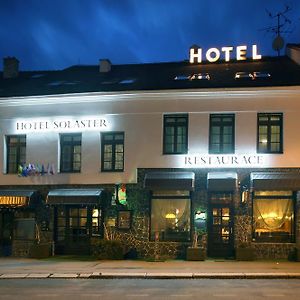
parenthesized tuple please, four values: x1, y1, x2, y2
(1, 273, 300, 279)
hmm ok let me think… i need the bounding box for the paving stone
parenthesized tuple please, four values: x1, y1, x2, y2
(101, 272, 146, 278)
(26, 273, 51, 278)
(0, 274, 28, 279)
(78, 273, 93, 278)
(49, 273, 79, 278)
(146, 272, 192, 278)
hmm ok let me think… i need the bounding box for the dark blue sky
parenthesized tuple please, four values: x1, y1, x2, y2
(0, 0, 299, 70)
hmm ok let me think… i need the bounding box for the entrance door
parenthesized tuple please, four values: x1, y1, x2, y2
(54, 206, 102, 255)
(0, 212, 14, 256)
(207, 193, 234, 258)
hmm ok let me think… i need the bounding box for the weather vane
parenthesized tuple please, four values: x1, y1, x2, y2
(261, 5, 293, 56)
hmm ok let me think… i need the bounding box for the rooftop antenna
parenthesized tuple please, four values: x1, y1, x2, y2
(260, 5, 293, 56)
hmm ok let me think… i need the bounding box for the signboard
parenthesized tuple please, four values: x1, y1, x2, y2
(15, 117, 109, 133)
(184, 154, 265, 168)
(189, 44, 262, 63)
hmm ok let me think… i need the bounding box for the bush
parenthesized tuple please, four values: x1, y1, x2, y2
(92, 240, 124, 260)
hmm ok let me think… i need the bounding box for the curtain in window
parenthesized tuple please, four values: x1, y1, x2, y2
(151, 198, 190, 241)
(253, 199, 293, 231)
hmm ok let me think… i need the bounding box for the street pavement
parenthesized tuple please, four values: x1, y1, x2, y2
(0, 257, 300, 279)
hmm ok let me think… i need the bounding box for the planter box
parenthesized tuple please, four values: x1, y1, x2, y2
(236, 248, 255, 261)
(29, 243, 51, 259)
(297, 248, 300, 262)
(186, 247, 206, 261)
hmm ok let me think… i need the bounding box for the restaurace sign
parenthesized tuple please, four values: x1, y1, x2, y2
(184, 154, 264, 168)
(189, 44, 262, 63)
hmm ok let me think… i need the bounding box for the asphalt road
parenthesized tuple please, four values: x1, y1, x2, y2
(0, 279, 299, 300)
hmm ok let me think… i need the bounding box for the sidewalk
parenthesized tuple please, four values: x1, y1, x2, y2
(0, 257, 299, 279)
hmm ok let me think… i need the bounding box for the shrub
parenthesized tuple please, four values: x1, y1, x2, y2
(92, 240, 124, 260)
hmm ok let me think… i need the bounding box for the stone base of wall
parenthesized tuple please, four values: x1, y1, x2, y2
(253, 243, 296, 260)
(12, 240, 35, 257)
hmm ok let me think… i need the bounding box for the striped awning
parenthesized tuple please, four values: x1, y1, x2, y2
(144, 172, 195, 191)
(0, 190, 37, 207)
(251, 172, 300, 191)
(47, 189, 104, 205)
(207, 172, 238, 192)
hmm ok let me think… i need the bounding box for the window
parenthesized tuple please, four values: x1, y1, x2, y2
(56, 207, 102, 241)
(257, 113, 283, 153)
(209, 114, 235, 154)
(151, 191, 191, 242)
(163, 114, 188, 154)
(101, 132, 124, 172)
(253, 191, 295, 243)
(60, 133, 81, 173)
(6, 135, 26, 174)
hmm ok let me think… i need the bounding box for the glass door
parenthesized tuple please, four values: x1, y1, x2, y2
(54, 206, 102, 255)
(207, 193, 234, 258)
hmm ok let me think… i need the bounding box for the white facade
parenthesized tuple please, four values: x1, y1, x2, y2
(1, 85, 300, 186)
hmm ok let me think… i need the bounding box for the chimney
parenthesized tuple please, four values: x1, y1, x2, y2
(3, 57, 19, 78)
(286, 44, 300, 66)
(99, 59, 111, 73)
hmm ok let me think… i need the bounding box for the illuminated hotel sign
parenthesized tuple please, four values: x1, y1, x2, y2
(184, 154, 264, 168)
(189, 44, 262, 63)
(16, 117, 108, 133)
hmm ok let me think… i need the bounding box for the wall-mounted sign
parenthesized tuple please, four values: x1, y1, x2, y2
(189, 44, 262, 63)
(184, 154, 264, 168)
(15, 117, 109, 133)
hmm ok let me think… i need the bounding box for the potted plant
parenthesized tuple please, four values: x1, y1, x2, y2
(236, 242, 255, 261)
(186, 230, 206, 261)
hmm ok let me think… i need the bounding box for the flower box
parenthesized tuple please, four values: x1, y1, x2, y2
(236, 247, 255, 261)
(186, 247, 206, 261)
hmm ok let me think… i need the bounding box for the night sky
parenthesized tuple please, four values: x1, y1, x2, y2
(0, 0, 299, 71)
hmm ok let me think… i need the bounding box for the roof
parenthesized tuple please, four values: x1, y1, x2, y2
(0, 56, 300, 98)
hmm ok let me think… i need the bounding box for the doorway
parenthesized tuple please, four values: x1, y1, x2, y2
(0, 212, 14, 256)
(207, 193, 234, 258)
(54, 206, 102, 255)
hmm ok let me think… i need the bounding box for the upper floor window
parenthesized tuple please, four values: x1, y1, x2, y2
(163, 114, 188, 154)
(101, 132, 124, 172)
(6, 135, 26, 174)
(60, 133, 81, 173)
(209, 114, 235, 154)
(257, 113, 283, 153)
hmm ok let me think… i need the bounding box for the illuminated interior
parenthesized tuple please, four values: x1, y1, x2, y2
(253, 191, 294, 242)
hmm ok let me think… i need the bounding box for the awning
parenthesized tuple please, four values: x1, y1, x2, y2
(207, 172, 238, 192)
(251, 172, 300, 191)
(0, 190, 37, 207)
(46, 189, 104, 205)
(144, 172, 195, 191)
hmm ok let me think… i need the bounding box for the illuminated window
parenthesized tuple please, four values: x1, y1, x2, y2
(101, 132, 124, 172)
(174, 75, 190, 81)
(119, 79, 136, 84)
(60, 133, 81, 173)
(209, 114, 235, 154)
(190, 73, 210, 80)
(163, 114, 188, 154)
(234, 72, 253, 80)
(253, 191, 295, 243)
(253, 72, 271, 79)
(257, 113, 283, 153)
(6, 135, 26, 174)
(151, 191, 191, 242)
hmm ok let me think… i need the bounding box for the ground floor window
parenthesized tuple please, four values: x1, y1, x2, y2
(55, 206, 102, 242)
(253, 191, 295, 243)
(151, 191, 191, 242)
